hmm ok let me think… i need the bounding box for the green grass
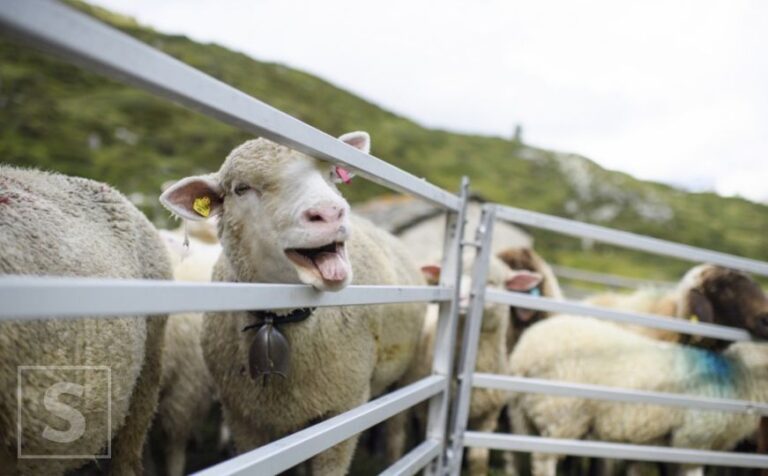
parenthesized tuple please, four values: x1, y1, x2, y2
(1, 0, 766, 282)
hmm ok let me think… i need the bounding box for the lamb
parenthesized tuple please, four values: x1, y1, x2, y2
(159, 132, 427, 475)
(583, 264, 768, 348)
(509, 314, 768, 476)
(0, 166, 172, 475)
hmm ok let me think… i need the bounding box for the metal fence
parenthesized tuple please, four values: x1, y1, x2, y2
(2, 1, 768, 475)
(551, 264, 676, 292)
(448, 203, 768, 474)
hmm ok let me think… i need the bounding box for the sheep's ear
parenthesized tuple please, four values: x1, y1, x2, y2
(339, 131, 370, 154)
(160, 175, 223, 221)
(421, 265, 441, 285)
(505, 270, 543, 292)
(332, 131, 370, 183)
(687, 288, 715, 324)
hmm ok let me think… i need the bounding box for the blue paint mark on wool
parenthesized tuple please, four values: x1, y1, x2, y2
(699, 351, 732, 380)
(683, 347, 734, 389)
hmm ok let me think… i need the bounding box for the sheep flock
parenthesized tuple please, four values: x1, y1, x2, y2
(1, 132, 767, 476)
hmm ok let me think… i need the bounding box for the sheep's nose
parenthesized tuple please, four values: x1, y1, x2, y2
(302, 205, 345, 226)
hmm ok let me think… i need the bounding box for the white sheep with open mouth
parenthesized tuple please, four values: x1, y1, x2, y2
(160, 132, 427, 475)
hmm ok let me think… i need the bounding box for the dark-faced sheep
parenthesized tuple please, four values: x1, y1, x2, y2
(584, 264, 768, 348)
(160, 132, 426, 475)
(0, 166, 171, 475)
(507, 262, 768, 475)
(496, 247, 564, 350)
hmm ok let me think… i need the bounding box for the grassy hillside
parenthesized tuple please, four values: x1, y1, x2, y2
(1, 0, 766, 281)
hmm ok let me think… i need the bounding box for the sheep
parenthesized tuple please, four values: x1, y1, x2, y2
(394, 200, 532, 267)
(386, 254, 526, 475)
(494, 247, 564, 475)
(153, 312, 215, 476)
(381, 246, 563, 474)
(159, 132, 427, 475)
(501, 262, 768, 475)
(496, 247, 564, 350)
(0, 165, 172, 475)
(158, 218, 221, 282)
(581, 264, 768, 474)
(583, 264, 768, 348)
(151, 216, 221, 476)
(509, 314, 768, 476)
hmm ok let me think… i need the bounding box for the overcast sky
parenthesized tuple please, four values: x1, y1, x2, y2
(89, 0, 768, 203)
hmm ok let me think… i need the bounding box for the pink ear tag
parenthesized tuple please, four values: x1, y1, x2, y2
(335, 166, 352, 184)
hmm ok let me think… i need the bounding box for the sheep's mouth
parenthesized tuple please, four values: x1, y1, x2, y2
(285, 242, 349, 284)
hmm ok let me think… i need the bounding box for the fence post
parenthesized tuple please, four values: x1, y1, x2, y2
(422, 177, 470, 476)
(445, 203, 496, 476)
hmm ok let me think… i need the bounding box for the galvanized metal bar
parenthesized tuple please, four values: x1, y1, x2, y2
(496, 205, 768, 276)
(472, 374, 768, 416)
(0, 277, 451, 320)
(191, 375, 445, 476)
(0, 0, 460, 210)
(379, 439, 442, 476)
(559, 284, 595, 300)
(423, 177, 470, 476)
(484, 289, 751, 341)
(445, 204, 497, 476)
(551, 265, 675, 290)
(463, 432, 768, 469)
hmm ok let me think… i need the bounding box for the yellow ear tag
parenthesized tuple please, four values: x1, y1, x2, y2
(193, 196, 211, 217)
(689, 314, 699, 324)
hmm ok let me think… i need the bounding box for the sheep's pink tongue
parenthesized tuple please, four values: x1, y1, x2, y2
(313, 252, 348, 282)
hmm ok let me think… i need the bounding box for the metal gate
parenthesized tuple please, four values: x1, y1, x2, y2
(448, 204, 768, 474)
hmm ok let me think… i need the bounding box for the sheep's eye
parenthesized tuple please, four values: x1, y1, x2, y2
(234, 183, 251, 196)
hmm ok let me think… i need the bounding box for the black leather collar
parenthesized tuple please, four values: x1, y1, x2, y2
(242, 307, 316, 332)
